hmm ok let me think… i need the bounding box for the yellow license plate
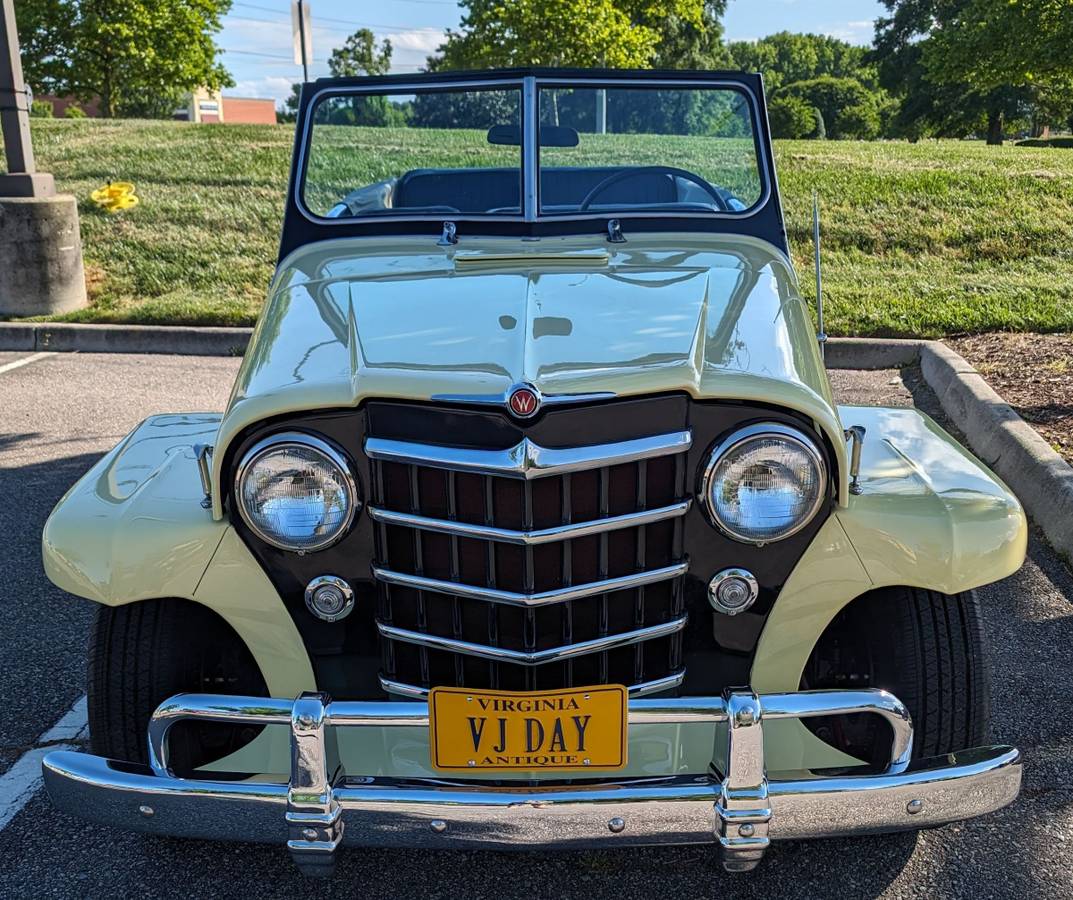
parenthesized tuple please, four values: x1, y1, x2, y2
(429, 684, 628, 772)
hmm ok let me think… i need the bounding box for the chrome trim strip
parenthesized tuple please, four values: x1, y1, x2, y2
(364, 430, 691, 481)
(377, 616, 687, 665)
(522, 76, 537, 222)
(372, 561, 689, 607)
(429, 388, 615, 408)
(368, 500, 691, 545)
(379, 670, 685, 700)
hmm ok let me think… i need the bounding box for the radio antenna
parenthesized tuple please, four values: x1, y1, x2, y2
(813, 191, 827, 360)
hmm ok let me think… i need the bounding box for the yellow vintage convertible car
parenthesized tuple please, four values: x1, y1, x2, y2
(41, 69, 1025, 875)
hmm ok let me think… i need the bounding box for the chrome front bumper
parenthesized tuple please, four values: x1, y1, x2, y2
(42, 689, 1021, 876)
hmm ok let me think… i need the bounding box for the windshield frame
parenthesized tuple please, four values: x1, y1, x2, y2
(296, 75, 770, 225)
(280, 68, 785, 261)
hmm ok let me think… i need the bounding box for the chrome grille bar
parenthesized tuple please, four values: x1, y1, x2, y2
(372, 561, 689, 608)
(377, 616, 687, 665)
(364, 430, 692, 480)
(368, 500, 691, 545)
(378, 669, 686, 700)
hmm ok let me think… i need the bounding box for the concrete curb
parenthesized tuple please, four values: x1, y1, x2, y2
(823, 337, 924, 370)
(0, 322, 251, 356)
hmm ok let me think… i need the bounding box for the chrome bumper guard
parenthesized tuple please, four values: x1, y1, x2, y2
(42, 689, 1020, 876)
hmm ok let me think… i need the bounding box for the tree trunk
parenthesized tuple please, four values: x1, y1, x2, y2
(986, 110, 1003, 145)
(100, 76, 112, 119)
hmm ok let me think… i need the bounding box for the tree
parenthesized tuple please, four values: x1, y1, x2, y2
(921, 0, 1073, 137)
(767, 96, 817, 139)
(871, 0, 1032, 144)
(328, 29, 392, 78)
(775, 76, 883, 139)
(284, 29, 395, 123)
(726, 31, 879, 94)
(644, 1, 729, 70)
(15, 0, 233, 118)
(923, 0, 1073, 95)
(432, 0, 715, 70)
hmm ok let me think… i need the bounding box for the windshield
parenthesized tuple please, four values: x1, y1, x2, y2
(301, 80, 765, 221)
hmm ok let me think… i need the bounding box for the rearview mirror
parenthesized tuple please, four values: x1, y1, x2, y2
(487, 124, 580, 147)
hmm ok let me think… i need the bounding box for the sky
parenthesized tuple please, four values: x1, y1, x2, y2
(220, 1, 888, 108)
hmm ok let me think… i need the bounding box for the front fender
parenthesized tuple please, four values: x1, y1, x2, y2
(750, 405, 1026, 769)
(41, 414, 315, 698)
(42, 414, 226, 605)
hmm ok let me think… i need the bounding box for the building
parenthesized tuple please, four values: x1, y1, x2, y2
(176, 88, 277, 125)
(33, 88, 277, 124)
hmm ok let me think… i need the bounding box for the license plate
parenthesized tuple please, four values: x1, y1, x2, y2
(429, 685, 628, 771)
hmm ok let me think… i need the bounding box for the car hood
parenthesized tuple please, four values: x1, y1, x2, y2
(213, 232, 846, 515)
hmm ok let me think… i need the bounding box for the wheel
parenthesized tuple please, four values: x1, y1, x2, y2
(801, 586, 990, 765)
(87, 598, 268, 775)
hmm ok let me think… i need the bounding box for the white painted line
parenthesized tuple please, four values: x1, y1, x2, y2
(0, 351, 55, 376)
(39, 695, 88, 743)
(0, 694, 89, 832)
(0, 744, 77, 831)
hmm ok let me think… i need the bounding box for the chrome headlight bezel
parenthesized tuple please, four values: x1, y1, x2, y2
(700, 422, 827, 545)
(234, 431, 359, 552)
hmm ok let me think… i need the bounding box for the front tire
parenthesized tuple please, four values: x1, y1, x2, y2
(802, 586, 990, 763)
(87, 598, 268, 775)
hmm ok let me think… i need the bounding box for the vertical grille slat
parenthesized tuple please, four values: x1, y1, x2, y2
(597, 467, 610, 685)
(408, 465, 431, 687)
(561, 473, 574, 688)
(373, 461, 397, 681)
(446, 470, 465, 687)
(484, 475, 500, 689)
(634, 459, 648, 684)
(523, 479, 537, 690)
(369, 422, 689, 697)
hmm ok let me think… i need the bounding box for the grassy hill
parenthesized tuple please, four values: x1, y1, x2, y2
(7, 118, 1073, 336)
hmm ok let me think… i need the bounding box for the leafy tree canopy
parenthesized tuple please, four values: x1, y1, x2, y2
(775, 76, 885, 139)
(727, 31, 878, 93)
(328, 29, 393, 78)
(872, 0, 1048, 143)
(922, 0, 1073, 94)
(15, 0, 232, 118)
(432, 0, 723, 70)
(767, 95, 818, 138)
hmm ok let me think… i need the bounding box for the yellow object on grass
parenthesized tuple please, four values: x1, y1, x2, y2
(90, 182, 139, 213)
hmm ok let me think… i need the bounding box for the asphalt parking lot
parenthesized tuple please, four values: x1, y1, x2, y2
(1, 351, 1070, 899)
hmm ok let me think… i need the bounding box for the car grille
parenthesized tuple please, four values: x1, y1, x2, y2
(366, 429, 692, 698)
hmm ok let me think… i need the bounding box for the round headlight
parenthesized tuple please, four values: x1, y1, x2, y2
(235, 432, 358, 552)
(702, 423, 826, 544)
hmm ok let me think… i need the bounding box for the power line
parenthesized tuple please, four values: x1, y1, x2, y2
(230, 1, 453, 32)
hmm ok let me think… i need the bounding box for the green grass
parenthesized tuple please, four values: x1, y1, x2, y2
(3, 119, 1072, 335)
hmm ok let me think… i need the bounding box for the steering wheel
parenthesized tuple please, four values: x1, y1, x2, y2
(578, 165, 729, 212)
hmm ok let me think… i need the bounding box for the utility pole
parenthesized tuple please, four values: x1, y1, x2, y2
(293, 0, 312, 83)
(0, 0, 87, 315)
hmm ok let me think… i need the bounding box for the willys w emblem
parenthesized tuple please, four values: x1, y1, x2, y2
(507, 385, 540, 418)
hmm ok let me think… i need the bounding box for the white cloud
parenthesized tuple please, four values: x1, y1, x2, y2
(822, 20, 875, 45)
(387, 28, 447, 53)
(228, 76, 296, 105)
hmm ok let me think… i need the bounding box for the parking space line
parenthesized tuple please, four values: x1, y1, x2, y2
(0, 351, 55, 376)
(0, 694, 88, 832)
